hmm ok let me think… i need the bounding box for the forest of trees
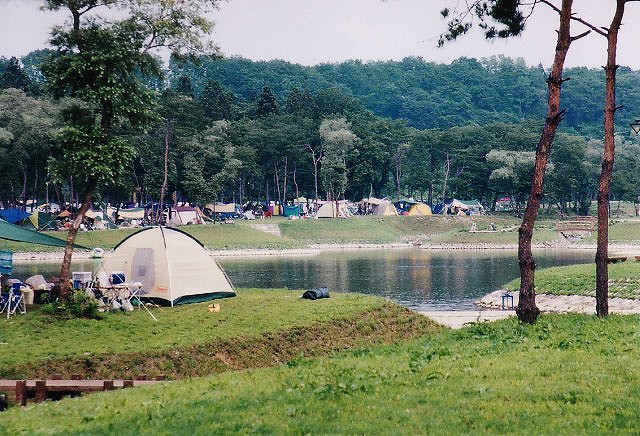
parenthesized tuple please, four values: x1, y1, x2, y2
(2, 53, 640, 214)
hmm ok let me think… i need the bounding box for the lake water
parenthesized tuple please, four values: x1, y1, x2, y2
(12, 248, 595, 311)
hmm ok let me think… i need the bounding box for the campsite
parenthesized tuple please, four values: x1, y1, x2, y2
(3, 204, 640, 431)
(7, 0, 640, 432)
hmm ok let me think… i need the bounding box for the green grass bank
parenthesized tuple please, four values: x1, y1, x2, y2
(0, 291, 439, 380)
(2, 214, 616, 253)
(2, 313, 640, 433)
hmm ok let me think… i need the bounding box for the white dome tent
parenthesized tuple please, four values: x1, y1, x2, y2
(101, 227, 235, 306)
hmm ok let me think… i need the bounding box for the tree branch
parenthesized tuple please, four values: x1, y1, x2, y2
(570, 29, 591, 42)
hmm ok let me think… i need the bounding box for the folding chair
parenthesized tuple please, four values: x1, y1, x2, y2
(127, 283, 157, 321)
(2, 284, 26, 319)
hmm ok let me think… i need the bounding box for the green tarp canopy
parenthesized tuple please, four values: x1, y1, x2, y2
(0, 218, 72, 248)
(283, 204, 301, 217)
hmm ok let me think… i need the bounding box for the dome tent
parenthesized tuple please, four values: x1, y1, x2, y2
(102, 227, 235, 306)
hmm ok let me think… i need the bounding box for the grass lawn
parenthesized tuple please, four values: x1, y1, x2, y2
(0, 290, 439, 380)
(2, 313, 640, 433)
(503, 261, 640, 299)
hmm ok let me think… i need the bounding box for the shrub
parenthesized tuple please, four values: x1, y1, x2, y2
(42, 290, 101, 319)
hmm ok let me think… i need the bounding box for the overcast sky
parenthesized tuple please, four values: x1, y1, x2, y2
(2, 0, 640, 69)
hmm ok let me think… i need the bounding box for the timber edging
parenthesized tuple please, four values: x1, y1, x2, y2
(0, 376, 164, 407)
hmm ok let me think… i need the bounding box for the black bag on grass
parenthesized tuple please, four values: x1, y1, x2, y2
(302, 287, 330, 300)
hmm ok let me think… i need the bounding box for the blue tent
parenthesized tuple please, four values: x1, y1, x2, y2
(0, 208, 31, 224)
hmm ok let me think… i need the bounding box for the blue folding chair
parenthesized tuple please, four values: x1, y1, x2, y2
(1, 284, 26, 319)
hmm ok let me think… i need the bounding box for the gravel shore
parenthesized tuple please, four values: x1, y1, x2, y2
(477, 289, 640, 314)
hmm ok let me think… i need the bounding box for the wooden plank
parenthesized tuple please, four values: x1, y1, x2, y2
(1, 378, 164, 406)
(0, 379, 162, 391)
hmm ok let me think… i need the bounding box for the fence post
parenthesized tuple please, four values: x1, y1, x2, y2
(35, 380, 47, 403)
(15, 380, 27, 406)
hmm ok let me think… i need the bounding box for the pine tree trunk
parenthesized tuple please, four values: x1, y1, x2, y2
(596, 0, 625, 318)
(517, 0, 574, 324)
(58, 180, 96, 301)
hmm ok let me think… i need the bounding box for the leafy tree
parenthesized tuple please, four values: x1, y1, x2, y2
(0, 89, 58, 207)
(42, 0, 221, 301)
(404, 129, 441, 203)
(180, 122, 241, 204)
(546, 134, 597, 216)
(319, 118, 358, 202)
(486, 150, 541, 209)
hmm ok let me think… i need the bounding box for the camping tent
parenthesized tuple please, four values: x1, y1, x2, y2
(407, 203, 432, 216)
(22, 210, 58, 230)
(0, 208, 31, 224)
(168, 206, 203, 226)
(101, 227, 235, 306)
(360, 198, 399, 216)
(316, 201, 351, 218)
(283, 204, 301, 217)
(448, 199, 485, 215)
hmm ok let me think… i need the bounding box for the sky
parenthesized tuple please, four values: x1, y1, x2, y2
(2, 0, 640, 69)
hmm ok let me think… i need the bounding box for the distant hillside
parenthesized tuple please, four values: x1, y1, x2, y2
(173, 56, 640, 139)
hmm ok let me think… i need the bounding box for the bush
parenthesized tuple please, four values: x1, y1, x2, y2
(42, 289, 101, 319)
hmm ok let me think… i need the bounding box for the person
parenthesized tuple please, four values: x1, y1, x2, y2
(490, 222, 497, 232)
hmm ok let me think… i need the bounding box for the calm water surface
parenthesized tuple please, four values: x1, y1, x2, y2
(13, 248, 594, 311)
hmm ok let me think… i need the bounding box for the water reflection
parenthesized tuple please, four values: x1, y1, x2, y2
(12, 248, 594, 311)
(220, 248, 594, 311)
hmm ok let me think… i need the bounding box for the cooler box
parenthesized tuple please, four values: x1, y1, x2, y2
(72, 271, 92, 289)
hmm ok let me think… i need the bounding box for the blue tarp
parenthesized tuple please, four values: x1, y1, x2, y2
(0, 208, 31, 224)
(283, 204, 301, 217)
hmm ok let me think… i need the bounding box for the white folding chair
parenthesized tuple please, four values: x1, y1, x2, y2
(127, 283, 157, 321)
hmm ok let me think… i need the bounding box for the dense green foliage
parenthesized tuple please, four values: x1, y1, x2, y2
(3, 53, 640, 213)
(3, 312, 640, 433)
(171, 55, 640, 137)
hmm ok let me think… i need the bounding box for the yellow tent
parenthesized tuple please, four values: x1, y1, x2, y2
(407, 203, 432, 216)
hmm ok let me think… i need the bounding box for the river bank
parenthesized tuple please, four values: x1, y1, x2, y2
(10, 240, 613, 262)
(477, 289, 640, 314)
(12, 240, 636, 263)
